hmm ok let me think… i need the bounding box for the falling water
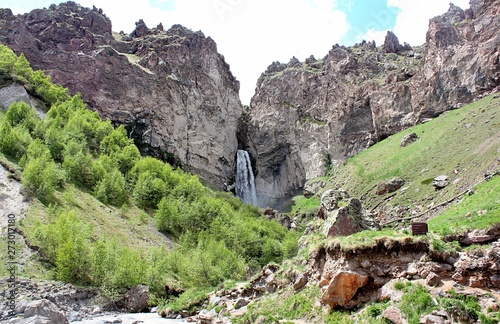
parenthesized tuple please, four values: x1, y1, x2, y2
(235, 150, 257, 205)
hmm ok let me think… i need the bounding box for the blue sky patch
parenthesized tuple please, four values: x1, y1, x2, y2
(339, 0, 400, 45)
(149, 0, 176, 12)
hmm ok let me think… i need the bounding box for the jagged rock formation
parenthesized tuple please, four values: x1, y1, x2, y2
(0, 2, 242, 188)
(318, 189, 380, 237)
(245, 0, 500, 206)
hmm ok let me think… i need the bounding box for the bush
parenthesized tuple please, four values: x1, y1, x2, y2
(22, 156, 63, 202)
(62, 140, 94, 188)
(133, 171, 167, 209)
(94, 168, 127, 206)
(155, 197, 181, 234)
(54, 211, 92, 283)
(0, 123, 33, 158)
(3, 101, 37, 130)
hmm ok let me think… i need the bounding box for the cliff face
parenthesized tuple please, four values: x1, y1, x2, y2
(247, 0, 500, 206)
(0, 2, 243, 188)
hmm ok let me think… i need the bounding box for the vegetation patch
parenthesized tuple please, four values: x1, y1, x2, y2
(428, 176, 500, 237)
(327, 94, 500, 219)
(0, 44, 297, 304)
(233, 286, 325, 323)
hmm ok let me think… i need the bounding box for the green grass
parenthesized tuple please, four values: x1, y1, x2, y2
(289, 195, 321, 214)
(324, 229, 424, 252)
(358, 283, 500, 324)
(159, 287, 211, 315)
(21, 185, 172, 254)
(428, 176, 500, 236)
(325, 94, 500, 218)
(233, 286, 345, 323)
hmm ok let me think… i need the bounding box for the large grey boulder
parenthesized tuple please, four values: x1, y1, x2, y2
(8, 299, 68, 324)
(122, 284, 149, 313)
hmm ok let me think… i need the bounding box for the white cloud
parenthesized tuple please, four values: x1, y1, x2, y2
(388, 0, 470, 45)
(11, 0, 472, 104)
(76, 0, 350, 104)
(358, 28, 390, 46)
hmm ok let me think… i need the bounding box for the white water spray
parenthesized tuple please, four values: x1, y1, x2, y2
(235, 150, 257, 205)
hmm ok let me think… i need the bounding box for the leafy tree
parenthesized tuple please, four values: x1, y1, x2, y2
(94, 168, 127, 206)
(54, 211, 92, 284)
(0, 123, 33, 159)
(133, 171, 167, 209)
(62, 140, 94, 188)
(115, 144, 141, 175)
(22, 156, 63, 202)
(3, 101, 38, 131)
(155, 197, 182, 234)
(100, 126, 131, 155)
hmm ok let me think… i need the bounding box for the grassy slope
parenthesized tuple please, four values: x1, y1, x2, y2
(301, 94, 500, 224)
(0, 108, 171, 279)
(241, 95, 500, 324)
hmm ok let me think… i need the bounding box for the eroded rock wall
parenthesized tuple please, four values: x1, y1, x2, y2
(247, 0, 500, 206)
(0, 2, 243, 188)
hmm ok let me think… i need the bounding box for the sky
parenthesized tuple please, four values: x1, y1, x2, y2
(4, 0, 470, 104)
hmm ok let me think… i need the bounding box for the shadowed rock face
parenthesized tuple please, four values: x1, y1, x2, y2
(0, 2, 243, 189)
(246, 0, 500, 206)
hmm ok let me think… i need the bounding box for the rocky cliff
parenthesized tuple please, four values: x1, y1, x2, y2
(246, 0, 499, 207)
(0, 2, 242, 188)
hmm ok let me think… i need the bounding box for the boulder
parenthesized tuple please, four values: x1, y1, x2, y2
(400, 133, 419, 147)
(425, 272, 442, 286)
(122, 284, 149, 313)
(419, 314, 445, 324)
(382, 306, 404, 324)
(382, 31, 404, 54)
(293, 273, 309, 291)
(432, 176, 449, 189)
(320, 189, 379, 237)
(303, 178, 326, 198)
(320, 271, 368, 308)
(11, 299, 69, 324)
(378, 279, 407, 302)
(234, 298, 248, 309)
(376, 177, 405, 195)
(250, 264, 280, 294)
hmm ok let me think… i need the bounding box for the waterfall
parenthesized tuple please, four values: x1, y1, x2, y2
(235, 150, 257, 205)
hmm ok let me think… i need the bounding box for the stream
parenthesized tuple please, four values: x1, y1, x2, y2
(71, 312, 185, 323)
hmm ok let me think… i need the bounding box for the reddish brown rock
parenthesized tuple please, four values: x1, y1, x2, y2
(376, 177, 405, 195)
(382, 306, 404, 324)
(320, 271, 368, 308)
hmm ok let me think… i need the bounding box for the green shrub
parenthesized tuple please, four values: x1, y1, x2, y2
(94, 168, 127, 206)
(155, 197, 181, 234)
(439, 290, 480, 322)
(0, 123, 33, 158)
(54, 211, 92, 283)
(399, 284, 436, 324)
(62, 140, 94, 188)
(22, 156, 63, 202)
(133, 171, 167, 209)
(3, 101, 38, 130)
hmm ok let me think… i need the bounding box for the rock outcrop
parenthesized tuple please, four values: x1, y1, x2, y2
(318, 189, 380, 237)
(246, 0, 500, 206)
(0, 2, 242, 189)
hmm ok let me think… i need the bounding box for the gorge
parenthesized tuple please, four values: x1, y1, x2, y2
(0, 0, 499, 208)
(0, 1, 499, 323)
